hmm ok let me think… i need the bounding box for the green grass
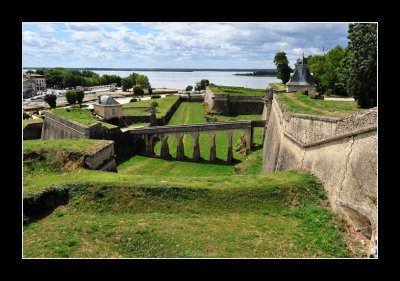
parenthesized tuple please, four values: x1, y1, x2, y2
(50, 108, 99, 127)
(269, 83, 287, 91)
(23, 169, 352, 258)
(276, 92, 363, 117)
(23, 138, 112, 155)
(23, 118, 43, 128)
(208, 85, 265, 96)
(122, 96, 180, 118)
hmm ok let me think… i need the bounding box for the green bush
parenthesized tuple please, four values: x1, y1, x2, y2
(130, 98, 138, 103)
(150, 101, 159, 108)
(65, 90, 77, 104)
(23, 112, 31, 119)
(151, 95, 161, 99)
(44, 94, 57, 109)
(133, 85, 144, 96)
(75, 89, 85, 105)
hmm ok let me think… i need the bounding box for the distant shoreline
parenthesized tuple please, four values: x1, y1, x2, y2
(23, 67, 277, 73)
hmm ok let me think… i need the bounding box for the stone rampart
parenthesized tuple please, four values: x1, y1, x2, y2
(84, 141, 117, 172)
(205, 87, 264, 115)
(262, 93, 377, 244)
(41, 111, 103, 140)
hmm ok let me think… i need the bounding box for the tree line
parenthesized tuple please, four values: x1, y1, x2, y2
(27, 68, 151, 91)
(274, 23, 377, 108)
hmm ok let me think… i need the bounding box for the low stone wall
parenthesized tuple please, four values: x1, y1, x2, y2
(41, 111, 104, 140)
(123, 114, 152, 125)
(156, 97, 182, 126)
(205, 86, 264, 115)
(262, 93, 377, 245)
(180, 95, 205, 102)
(84, 140, 117, 172)
(23, 122, 43, 140)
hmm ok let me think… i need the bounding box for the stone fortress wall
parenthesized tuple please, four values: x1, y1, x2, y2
(205, 86, 264, 115)
(261, 88, 377, 244)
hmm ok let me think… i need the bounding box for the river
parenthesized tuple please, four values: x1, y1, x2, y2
(91, 70, 280, 90)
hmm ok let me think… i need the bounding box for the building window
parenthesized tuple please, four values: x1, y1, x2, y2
(112, 109, 116, 115)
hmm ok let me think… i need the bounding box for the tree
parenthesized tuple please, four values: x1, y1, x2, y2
(274, 52, 292, 84)
(64, 90, 77, 105)
(133, 85, 144, 96)
(75, 89, 85, 107)
(63, 70, 83, 89)
(344, 23, 377, 108)
(186, 85, 193, 91)
(135, 75, 150, 89)
(121, 77, 134, 91)
(195, 79, 209, 91)
(44, 94, 57, 109)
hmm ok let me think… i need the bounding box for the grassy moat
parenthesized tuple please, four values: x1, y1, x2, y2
(23, 89, 367, 258)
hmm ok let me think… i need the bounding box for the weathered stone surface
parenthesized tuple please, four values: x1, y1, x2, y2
(261, 90, 377, 246)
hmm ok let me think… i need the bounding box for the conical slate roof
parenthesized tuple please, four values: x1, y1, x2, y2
(286, 56, 316, 86)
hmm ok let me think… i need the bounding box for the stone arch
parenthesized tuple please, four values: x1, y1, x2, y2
(107, 117, 120, 126)
(340, 206, 373, 239)
(149, 135, 161, 157)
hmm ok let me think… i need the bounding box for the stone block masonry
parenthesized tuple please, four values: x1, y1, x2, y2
(262, 89, 377, 248)
(205, 87, 264, 115)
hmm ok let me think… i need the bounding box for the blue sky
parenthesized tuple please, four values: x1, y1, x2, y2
(22, 22, 350, 69)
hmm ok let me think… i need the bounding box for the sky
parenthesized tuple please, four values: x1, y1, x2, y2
(22, 22, 350, 69)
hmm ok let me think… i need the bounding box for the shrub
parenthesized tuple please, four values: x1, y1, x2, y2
(133, 85, 144, 96)
(151, 95, 161, 99)
(44, 94, 57, 109)
(23, 112, 31, 119)
(148, 88, 153, 95)
(150, 101, 159, 108)
(65, 90, 77, 104)
(75, 89, 85, 106)
(130, 98, 138, 103)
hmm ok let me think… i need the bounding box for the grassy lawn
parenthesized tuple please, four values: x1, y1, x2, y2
(23, 118, 43, 128)
(23, 168, 352, 258)
(51, 108, 100, 127)
(276, 92, 363, 117)
(122, 96, 180, 118)
(208, 85, 265, 96)
(23, 138, 112, 155)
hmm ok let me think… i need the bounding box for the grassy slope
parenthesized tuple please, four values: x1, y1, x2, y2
(23, 169, 352, 258)
(208, 85, 265, 96)
(276, 92, 363, 117)
(122, 96, 179, 117)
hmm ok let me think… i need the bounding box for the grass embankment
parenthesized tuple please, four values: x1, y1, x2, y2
(122, 96, 179, 117)
(23, 168, 352, 258)
(118, 102, 264, 176)
(208, 85, 265, 96)
(23, 139, 113, 194)
(269, 83, 287, 91)
(50, 108, 118, 128)
(276, 92, 363, 117)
